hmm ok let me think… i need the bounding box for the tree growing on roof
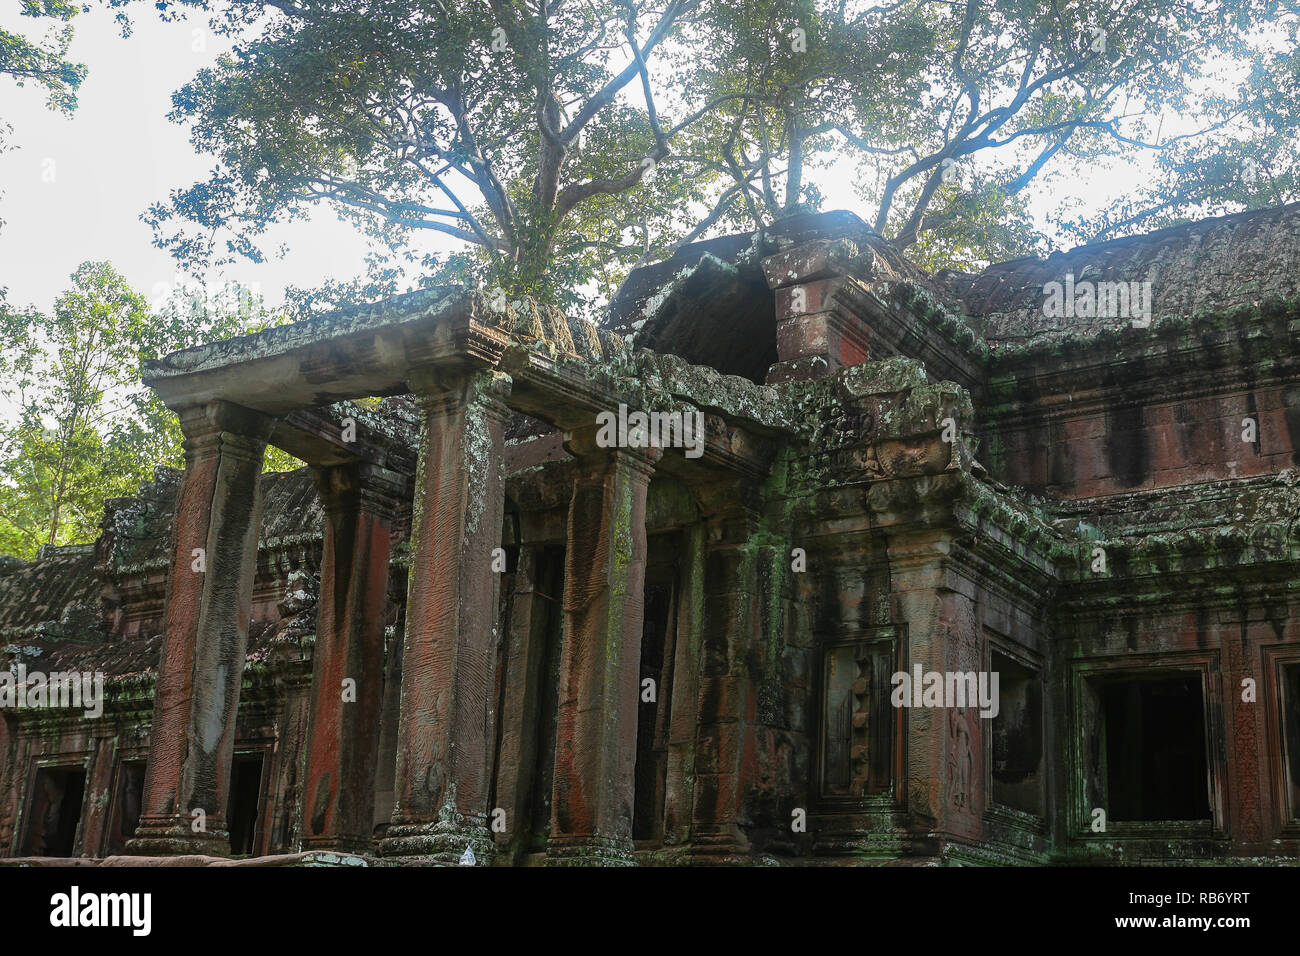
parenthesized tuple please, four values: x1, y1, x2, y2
(143, 0, 740, 313)
(684, 0, 1300, 270)
(140, 0, 1300, 302)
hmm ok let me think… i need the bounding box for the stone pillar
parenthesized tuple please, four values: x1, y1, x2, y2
(546, 431, 659, 865)
(882, 528, 984, 848)
(299, 462, 405, 853)
(128, 401, 271, 855)
(491, 546, 556, 860)
(0, 715, 13, 855)
(762, 238, 872, 384)
(670, 471, 799, 863)
(379, 371, 511, 862)
(1223, 619, 1263, 849)
(689, 500, 762, 860)
(371, 593, 405, 832)
(662, 522, 705, 846)
(81, 734, 119, 856)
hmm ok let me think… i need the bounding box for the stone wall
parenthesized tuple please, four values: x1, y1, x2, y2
(2, 205, 1299, 865)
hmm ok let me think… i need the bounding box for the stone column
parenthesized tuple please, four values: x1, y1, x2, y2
(81, 734, 119, 856)
(0, 715, 13, 854)
(547, 430, 660, 866)
(662, 522, 705, 846)
(491, 546, 556, 860)
(128, 401, 271, 855)
(299, 462, 405, 853)
(882, 528, 984, 847)
(689, 502, 762, 860)
(669, 473, 798, 863)
(379, 371, 511, 862)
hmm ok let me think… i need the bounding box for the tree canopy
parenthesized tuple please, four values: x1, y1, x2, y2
(147, 0, 725, 311)
(0, 262, 286, 558)
(0, 0, 90, 238)
(145, 0, 1300, 298)
(0, 0, 87, 148)
(676, 0, 1300, 268)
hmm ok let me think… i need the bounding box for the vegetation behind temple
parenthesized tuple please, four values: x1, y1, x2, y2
(0, 261, 297, 560)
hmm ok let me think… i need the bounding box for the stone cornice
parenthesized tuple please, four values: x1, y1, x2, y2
(144, 289, 511, 414)
(836, 278, 989, 394)
(981, 298, 1300, 420)
(502, 343, 787, 482)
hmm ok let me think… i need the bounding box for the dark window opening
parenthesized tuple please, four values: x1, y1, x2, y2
(1282, 664, 1300, 822)
(991, 652, 1043, 815)
(228, 754, 264, 855)
(1102, 676, 1210, 822)
(821, 640, 893, 798)
(633, 538, 679, 842)
(22, 766, 86, 857)
(105, 760, 146, 855)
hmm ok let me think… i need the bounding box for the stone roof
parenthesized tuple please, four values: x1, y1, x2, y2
(142, 287, 466, 382)
(0, 545, 101, 644)
(99, 468, 181, 575)
(0, 465, 332, 683)
(939, 202, 1300, 348)
(15, 632, 163, 682)
(606, 203, 1300, 370)
(259, 468, 326, 547)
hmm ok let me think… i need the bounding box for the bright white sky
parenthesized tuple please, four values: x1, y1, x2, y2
(0, 4, 1168, 316)
(0, 6, 397, 314)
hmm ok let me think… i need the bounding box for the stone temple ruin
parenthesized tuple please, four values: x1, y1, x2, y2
(2, 205, 1300, 866)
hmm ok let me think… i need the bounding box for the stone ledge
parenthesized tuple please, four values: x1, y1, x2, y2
(0, 851, 372, 867)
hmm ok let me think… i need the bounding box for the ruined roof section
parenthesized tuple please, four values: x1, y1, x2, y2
(605, 210, 972, 383)
(606, 232, 760, 331)
(20, 613, 319, 682)
(97, 465, 328, 577)
(604, 231, 775, 382)
(98, 468, 181, 575)
(941, 203, 1300, 349)
(0, 468, 331, 680)
(259, 468, 326, 547)
(337, 395, 419, 446)
(17, 632, 164, 681)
